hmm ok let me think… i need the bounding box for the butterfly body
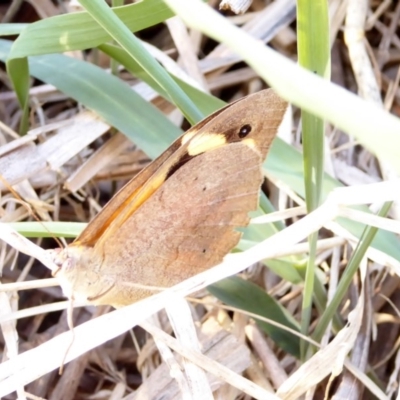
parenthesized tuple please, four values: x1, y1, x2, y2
(52, 89, 287, 307)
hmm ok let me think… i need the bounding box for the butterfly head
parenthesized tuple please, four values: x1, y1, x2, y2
(49, 245, 112, 305)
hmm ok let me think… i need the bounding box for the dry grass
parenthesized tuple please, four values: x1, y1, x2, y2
(0, 0, 400, 399)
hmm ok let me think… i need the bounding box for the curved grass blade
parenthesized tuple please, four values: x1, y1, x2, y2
(8, 0, 174, 58)
(313, 201, 393, 342)
(1, 39, 181, 157)
(209, 276, 301, 358)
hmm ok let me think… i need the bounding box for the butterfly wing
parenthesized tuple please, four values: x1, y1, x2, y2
(75, 89, 285, 247)
(74, 93, 259, 246)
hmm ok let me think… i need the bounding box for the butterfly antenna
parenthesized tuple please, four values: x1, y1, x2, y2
(0, 174, 64, 248)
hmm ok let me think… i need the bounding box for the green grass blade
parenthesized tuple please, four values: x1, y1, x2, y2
(6, 57, 29, 134)
(297, 0, 330, 210)
(7, 222, 86, 238)
(99, 43, 225, 115)
(75, 0, 203, 125)
(8, 0, 174, 58)
(2, 40, 181, 158)
(209, 276, 301, 357)
(297, 0, 330, 358)
(312, 202, 393, 342)
(0, 23, 28, 36)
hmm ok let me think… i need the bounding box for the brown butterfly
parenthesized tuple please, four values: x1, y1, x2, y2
(51, 89, 287, 308)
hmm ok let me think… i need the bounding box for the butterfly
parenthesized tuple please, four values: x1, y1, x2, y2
(51, 89, 287, 307)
